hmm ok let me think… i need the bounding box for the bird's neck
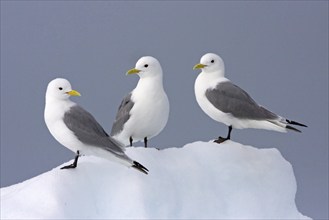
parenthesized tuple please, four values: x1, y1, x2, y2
(207, 69, 225, 78)
(45, 97, 75, 114)
(196, 70, 228, 91)
(201, 70, 226, 82)
(135, 75, 164, 92)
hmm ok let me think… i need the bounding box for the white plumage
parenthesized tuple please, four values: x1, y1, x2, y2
(193, 53, 306, 143)
(111, 56, 169, 148)
(44, 78, 148, 174)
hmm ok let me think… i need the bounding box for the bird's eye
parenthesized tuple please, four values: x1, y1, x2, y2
(211, 60, 215, 63)
(58, 87, 63, 90)
(144, 64, 148, 68)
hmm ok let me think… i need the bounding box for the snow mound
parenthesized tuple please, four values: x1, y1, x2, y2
(1, 141, 310, 219)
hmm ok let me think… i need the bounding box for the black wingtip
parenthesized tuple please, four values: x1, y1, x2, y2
(286, 119, 307, 127)
(132, 161, 149, 175)
(286, 125, 302, 133)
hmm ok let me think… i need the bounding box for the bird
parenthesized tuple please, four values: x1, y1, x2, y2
(111, 56, 170, 148)
(193, 53, 307, 144)
(44, 78, 148, 174)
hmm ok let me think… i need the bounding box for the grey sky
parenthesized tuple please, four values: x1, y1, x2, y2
(1, 1, 328, 219)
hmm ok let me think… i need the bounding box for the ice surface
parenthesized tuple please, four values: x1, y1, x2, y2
(0, 141, 311, 219)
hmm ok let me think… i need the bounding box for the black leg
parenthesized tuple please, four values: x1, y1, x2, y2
(144, 137, 148, 148)
(61, 150, 80, 169)
(129, 136, 133, 147)
(227, 125, 232, 139)
(214, 126, 232, 144)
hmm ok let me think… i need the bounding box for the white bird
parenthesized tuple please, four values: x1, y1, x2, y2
(44, 78, 148, 174)
(193, 53, 307, 143)
(111, 56, 170, 148)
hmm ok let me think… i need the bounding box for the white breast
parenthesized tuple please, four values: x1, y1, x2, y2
(44, 100, 83, 153)
(194, 74, 233, 126)
(116, 77, 170, 143)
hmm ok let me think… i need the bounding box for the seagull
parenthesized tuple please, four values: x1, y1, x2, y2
(44, 78, 148, 174)
(111, 56, 170, 148)
(193, 53, 307, 144)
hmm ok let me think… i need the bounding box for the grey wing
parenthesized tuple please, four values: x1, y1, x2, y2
(205, 81, 278, 120)
(64, 105, 126, 156)
(110, 93, 134, 136)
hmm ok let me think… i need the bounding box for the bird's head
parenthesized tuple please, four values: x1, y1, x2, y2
(193, 53, 225, 75)
(46, 78, 81, 101)
(126, 56, 163, 79)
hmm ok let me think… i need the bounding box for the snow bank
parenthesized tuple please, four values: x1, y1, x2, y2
(1, 141, 310, 219)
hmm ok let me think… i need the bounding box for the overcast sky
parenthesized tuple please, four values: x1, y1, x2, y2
(1, 1, 328, 219)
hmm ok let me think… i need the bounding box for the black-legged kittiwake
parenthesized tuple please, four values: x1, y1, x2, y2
(193, 53, 307, 144)
(111, 56, 170, 148)
(44, 78, 148, 174)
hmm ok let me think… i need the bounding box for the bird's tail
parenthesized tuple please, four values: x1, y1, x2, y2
(132, 161, 149, 175)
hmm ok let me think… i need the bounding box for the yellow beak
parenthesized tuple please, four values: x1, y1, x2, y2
(66, 90, 81, 96)
(126, 68, 141, 75)
(193, 63, 207, 70)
